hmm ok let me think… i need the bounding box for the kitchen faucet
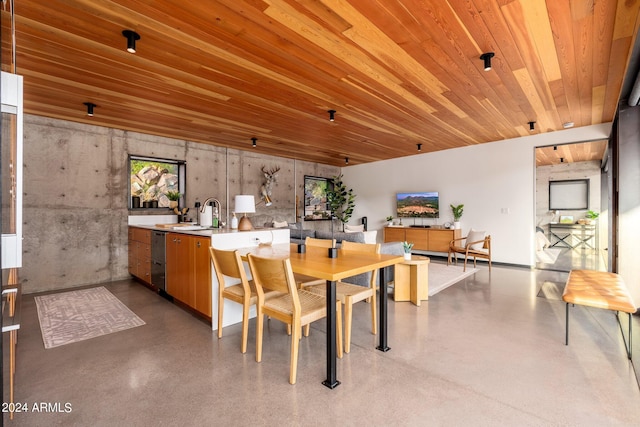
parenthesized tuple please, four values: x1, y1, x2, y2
(200, 197, 222, 227)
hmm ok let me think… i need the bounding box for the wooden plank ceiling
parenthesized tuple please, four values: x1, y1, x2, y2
(2, 0, 639, 166)
(535, 139, 608, 167)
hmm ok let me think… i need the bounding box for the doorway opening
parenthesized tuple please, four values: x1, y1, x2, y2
(534, 140, 609, 273)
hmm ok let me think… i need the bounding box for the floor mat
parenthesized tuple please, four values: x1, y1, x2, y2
(35, 286, 145, 349)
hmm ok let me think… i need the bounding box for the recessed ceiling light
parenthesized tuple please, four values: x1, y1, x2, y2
(563, 122, 574, 129)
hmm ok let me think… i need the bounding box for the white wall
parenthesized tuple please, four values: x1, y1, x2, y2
(617, 105, 640, 303)
(343, 124, 612, 267)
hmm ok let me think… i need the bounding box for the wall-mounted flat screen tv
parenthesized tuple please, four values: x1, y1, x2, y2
(396, 192, 439, 218)
(549, 179, 589, 210)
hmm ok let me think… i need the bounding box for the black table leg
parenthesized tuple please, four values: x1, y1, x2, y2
(377, 267, 390, 352)
(322, 279, 340, 389)
(565, 302, 569, 345)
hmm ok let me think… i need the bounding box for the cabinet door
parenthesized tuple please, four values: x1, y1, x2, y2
(133, 227, 151, 244)
(406, 229, 428, 250)
(193, 236, 212, 317)
(428, 229, 454, 252)
(166, 233, 191, 303)
(138, 243, 151, 283)
(384, 227, 406, 242)
(128, 241, 138, 277)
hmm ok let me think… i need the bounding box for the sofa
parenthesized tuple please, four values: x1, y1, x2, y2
(288, 224, 377, 246)
(287, 224, 403, 288)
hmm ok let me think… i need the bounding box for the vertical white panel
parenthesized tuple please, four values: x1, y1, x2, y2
(1, 72, 23, 269)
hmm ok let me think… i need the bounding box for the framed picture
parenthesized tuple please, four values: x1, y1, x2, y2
(560, 215, 574, 224)
(304, 175, 333, 220)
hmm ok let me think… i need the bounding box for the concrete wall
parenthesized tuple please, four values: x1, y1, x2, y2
(342, 124, 613, 267)
(21, 115, 339, 294)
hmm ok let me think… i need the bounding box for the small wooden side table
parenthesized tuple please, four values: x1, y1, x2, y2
(393, 255, 430, 306)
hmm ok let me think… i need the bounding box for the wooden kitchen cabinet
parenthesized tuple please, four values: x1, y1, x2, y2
(192, 236, 212, 317)
(128, 227, 151, 284)
(166, 232, 211, 318)
(384, 227, 461, 254)
(166, 232, 193, 305)
(383, 227, 406, 243)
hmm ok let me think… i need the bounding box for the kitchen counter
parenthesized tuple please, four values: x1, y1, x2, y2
(129, 221, 290, 331)
(130, 222, 287, 238)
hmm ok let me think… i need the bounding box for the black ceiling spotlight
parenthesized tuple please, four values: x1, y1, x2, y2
(528, 121, 536, 131)
(328, 109, 336, 121)
(417, 143, 422, 151)
(122, 30, 141, 53)
(480, 52, 495, 71)
(251, 137, 257, 148)
(553, 145, 557, 150)
(83, 102, 96, 117)
(560, 157, 565, 163)
(345, 157, 349, 164)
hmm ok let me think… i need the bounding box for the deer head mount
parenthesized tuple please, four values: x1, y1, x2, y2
(260, 166, 280, 205)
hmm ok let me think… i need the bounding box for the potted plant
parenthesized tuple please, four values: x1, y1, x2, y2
(402, 241, 414, 261)
(386, 215, 394, 226)
(326, 174, 356, 231)
(585, 210, 599, 224)
(451, 204, 464, 229)
(166, 190, 181, 209)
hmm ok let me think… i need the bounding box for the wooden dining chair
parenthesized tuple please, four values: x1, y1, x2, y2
(247, 253, 342, 384)
(209, 247, 279, 354)
(305, 236, 336, 248)
(303, 241, 380, 353)
(294, 236, 338, 291)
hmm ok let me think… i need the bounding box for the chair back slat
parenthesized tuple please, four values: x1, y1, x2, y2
(340, 241, 381, 286)
(305, 237, 336, 248)
(247, 254, 299, 307)
(484, 236, 491, 249)
(210, 247, 244, 279)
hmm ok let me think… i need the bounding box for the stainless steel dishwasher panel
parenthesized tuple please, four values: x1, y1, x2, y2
(151, 231, 166, 291)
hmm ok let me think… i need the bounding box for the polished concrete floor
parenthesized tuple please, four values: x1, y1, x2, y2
(536, 247, 608, 273)
(4, 262, 640, 426)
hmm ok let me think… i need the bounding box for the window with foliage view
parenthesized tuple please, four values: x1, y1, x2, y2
(129, 155, 186, 209)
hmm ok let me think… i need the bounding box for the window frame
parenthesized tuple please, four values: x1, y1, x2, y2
(128, 155, 186, 210)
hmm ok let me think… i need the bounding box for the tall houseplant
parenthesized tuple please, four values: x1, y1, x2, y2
(326, 174, 356, 231)
(451, 204, 464, 229)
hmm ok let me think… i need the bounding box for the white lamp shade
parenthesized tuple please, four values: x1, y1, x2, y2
(234, 195, 256, 214)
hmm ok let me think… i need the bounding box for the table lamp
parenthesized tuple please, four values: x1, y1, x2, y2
(235, 195, 256, 231)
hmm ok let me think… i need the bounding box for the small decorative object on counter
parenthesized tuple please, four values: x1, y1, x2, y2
(231, 212, 238, 229)
(386, 215, 393, 226)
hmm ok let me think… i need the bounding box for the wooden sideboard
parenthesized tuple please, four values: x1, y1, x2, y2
(384, 227, 461, 253)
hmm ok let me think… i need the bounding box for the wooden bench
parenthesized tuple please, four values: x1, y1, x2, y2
(562, 270, 637, 359)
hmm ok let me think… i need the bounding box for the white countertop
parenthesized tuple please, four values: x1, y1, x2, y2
(129, 223, 287, 237)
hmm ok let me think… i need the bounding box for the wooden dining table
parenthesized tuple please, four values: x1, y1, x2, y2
(237, 243, 404, 389)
